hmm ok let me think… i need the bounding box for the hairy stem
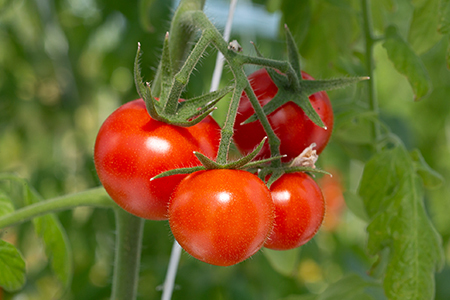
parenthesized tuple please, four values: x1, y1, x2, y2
(243, 84, 281, 167)
(186, 10, 283, 164)
(164, 33, 210, 114)
(152, 0, 206, 93)
(169, 0, 206, 72)
(0, 187, 115, 229)
(216, 80, 246, 164)
(111, 209, 145, 300)
(361, 0, 380, 148)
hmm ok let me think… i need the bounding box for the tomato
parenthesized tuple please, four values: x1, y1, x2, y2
(319, 170, 346, 231)
(233, 68, 334, 162)
(169, 169, 274, 266)
(94, 99, 220, 220)
(264, 172, 325, 250)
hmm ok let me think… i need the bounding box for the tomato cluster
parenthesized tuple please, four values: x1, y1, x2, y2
(94, 69, 332, 266)
(94, 99, 221, 220)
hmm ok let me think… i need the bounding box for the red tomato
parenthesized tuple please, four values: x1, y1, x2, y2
(264, 172, 325, 250)
(319, 170, 346, 231)
(94, 99, 220, 220)
(233, 69, 334, 162)
(169, 169, 274, 266)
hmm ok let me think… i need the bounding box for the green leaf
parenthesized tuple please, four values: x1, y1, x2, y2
(263, 248, 299, 277)
(383, 26, 432, 100)
(410, 149, 444, 188)
(0, 239, 26, 292)
(0, 193, 14, 218)
(343, 191, 370, 222)
(1, 175, 73, 294)
(33, 215, 73, 294)
(315, 274, 379, 300)
(279, 274, 380, 300)
(408, 0, 442, 54)
(334, 109, 377, 145)
(359, 145, 444, 300)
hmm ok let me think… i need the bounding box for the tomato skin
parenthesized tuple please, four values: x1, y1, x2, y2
(233, 69, 334, 162)
(264, 172, 325, 250)
(169, 169, 274, 266)
(94, 99, 220, 220)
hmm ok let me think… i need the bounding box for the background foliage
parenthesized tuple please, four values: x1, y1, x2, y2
(0, 0, 449, 299)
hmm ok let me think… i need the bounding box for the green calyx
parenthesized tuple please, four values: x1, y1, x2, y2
(134, 36, 231, 127)
(242, 25, 369, 128)
(137, 8, 367, 182)
(151, 137, 285, 181)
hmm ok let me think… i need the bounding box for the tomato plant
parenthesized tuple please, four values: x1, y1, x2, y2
(94, 99, 220, 220)
(168, 169, 274, 266)
(233, 68, 334, 162)
(264, 172, 325, 251)
(1, 0, 447, 299)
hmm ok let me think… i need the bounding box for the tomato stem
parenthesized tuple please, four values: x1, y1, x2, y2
(183, 10, 284, 165)
(164, 33, 210, 114)
(243, 84, 282, 167)
(0, 187, 115, 229)
(111, 209, 144, 300)
(361, 0, 381, 149)
(216, 82, 244, 164)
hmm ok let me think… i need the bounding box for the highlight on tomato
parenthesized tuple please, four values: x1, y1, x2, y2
(94, 99, 220, 220)
(168, 169, 275, 266)
(233, 68, 334, 162)
(264, 172, 325, 250)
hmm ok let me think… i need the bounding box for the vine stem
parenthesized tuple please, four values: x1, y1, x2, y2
(361, 0, 381, 148)
(0, 187, 115, 229)
(160, 1, 238, 299)
(210, 0, 238, 92)
(111, 209, 145, 300)
(186, 10, 284, 164)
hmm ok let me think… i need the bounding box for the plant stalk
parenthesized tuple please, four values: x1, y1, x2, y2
(164, 33, 211, 114)
(110, 209, 145, 300)
(186, 10, 283, 164)
(0, 187, 115, 229)
(361, 0, 381, 147)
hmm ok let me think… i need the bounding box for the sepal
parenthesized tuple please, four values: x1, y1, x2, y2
(284, 24, 302, 81)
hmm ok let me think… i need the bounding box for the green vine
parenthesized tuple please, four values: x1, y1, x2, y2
(0, 187, 115, 229)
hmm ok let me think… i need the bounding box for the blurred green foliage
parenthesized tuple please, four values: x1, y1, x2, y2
(0, 0, 449, 299)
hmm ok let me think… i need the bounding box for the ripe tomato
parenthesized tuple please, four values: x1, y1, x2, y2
(264, 172, 325, 250)
(169, 169, 274, 266)
(319, 169, 346, 231)
(233, 68, 334, 162)
(94, 99, 220, 220)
